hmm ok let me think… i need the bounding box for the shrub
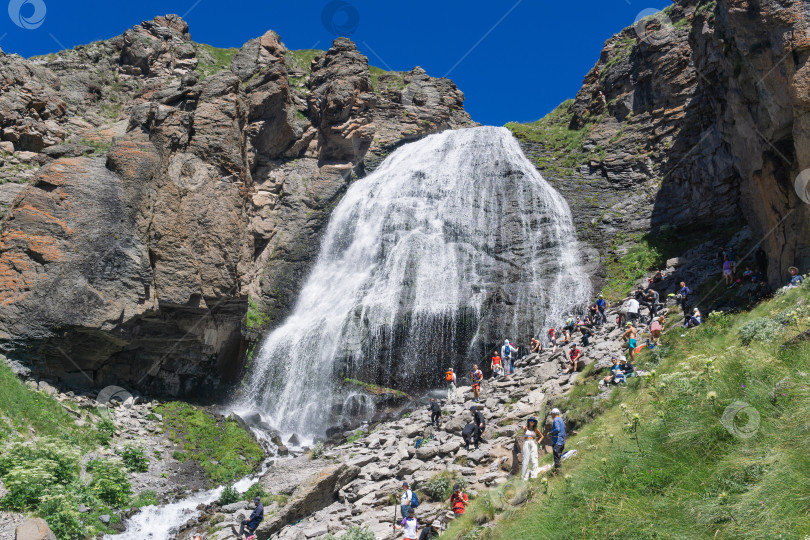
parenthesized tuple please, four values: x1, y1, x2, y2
(39, 492, 87, 540)
(97, 419, 116, 446)
(421, 471, 467, 502)
(738, 317, 781, 345)
(311, 441, 325, 459)
(86, 459, 131, 507)
(243, 482, 266, 502)
(218, 485, 240, 506)
(323, 526, 376, 540)
(117, 445, 149, 473)
(0, 438, 80, 484)
(1, 464, 57, 510)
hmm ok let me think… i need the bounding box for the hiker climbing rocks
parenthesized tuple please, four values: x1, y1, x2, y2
(501, 339, 515, 375)
(450, 484, 468, 515)
(521, 417, 543, 480)
(627, 296, 640, 325)
(550, 408, 566, 471)
(470, 406, 486, 449)
(461, 421, 476, 451)
(445, 368, 457, 402)
(650, 316, 664, 345)
(563, 343, 582, 374)
(490, 350, 503, 378)
(400, 482, 415, 519)
(645, 288, 661, 318)
(577, 322, 593, 347)
(428, 398, 441, 427)
(470, 365, 483, 402)
(394, 508, 419, 540)
(548, 327, 558, 351)
(237, 497, 263, 538)
(622, 322, 638, 362)
(596, 294, 607, 324)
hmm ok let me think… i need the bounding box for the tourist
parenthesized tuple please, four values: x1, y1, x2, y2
(723, 257, 733, 285)
(577, 323, 593, 347)
(461, 422, 477, 451)
(717, 246, 727, 269)
(470, 406, 486, 448)
(490, 350, 503, 378)
(596, 294, 607, 324)
(622, 322, 638, 362)
(602, 357, 622, 385)
(651, 269, 665, 284)
(530, 336, 542, 353)
(685, 308, 702, 328)
(678, 281, 690, 312)
(755, 246, 768, 276)
(501, 339, 515, 376)
(394, 508, 419, 540)
(627, 297, 640, 325)
(445, 368, 457, 402)
(563, 343, 582, 374)
(399, 482, 415, 519)
(548, 327, 558, 351)
(635, 286, 651, 317)
(620, 357, 634, 379)
(588, 302, 599, 322)
(418, 520, 442, 540)
(563, 318, 575, 342)
(550, 408, 566, 471)
(449, 484, 468, 515)
(645, 288, 660, 319)
(752, 280, 772, 302)
(237, 497, 264, 538)
(428, 398, 441, 427)
(650, 316, 664, 345)
(470, 364, 483, 402)
(742, 266, 754, 281)
(788, 266, 804, 288)
(727, 246, 737, 273)
(521, 417, 544, 480)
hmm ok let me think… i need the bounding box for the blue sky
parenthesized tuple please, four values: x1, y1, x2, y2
(5, 0, 671, 125)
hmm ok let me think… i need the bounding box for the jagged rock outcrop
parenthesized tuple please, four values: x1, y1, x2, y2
(514, 0, 810, 285)
(0, 15, 474, 394)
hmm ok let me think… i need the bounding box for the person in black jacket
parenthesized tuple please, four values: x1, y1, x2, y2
(461, 422, 476, 451)
(428, 398, 441, 427)
(755, 246, 768, 276)
(470, 406, 486, 449)
(238, 497, 264, 537)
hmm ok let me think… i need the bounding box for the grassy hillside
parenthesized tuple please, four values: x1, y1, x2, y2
(445, 283, 810, 539)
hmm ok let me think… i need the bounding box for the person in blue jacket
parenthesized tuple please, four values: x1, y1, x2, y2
(596, 294, 607, 324)
(550, 408, 566, 472)
(238, 497, 264, 537)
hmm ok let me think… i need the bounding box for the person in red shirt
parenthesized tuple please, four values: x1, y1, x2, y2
(563, 343, 582, 374)
(449, 484, 468, 515)
(490, 351, 502, 378)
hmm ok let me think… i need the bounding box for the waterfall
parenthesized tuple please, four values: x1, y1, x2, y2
(235, 126, 591, 439)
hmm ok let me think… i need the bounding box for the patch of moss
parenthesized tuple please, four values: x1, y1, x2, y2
(195, 43, 239, 80)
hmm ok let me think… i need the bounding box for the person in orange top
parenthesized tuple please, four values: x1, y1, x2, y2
(470, 365, 483, 402)
(490, 351, 502, 378)
(449, 484, 468, 515)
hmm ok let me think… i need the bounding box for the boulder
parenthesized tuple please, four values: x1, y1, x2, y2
(15, 518, 57, 540)
(415, 446, 438, 460)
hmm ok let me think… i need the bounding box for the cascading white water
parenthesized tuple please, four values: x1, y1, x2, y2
(236, 126, 590, 438)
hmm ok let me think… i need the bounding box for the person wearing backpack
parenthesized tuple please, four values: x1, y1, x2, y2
(445, 368, 457, 402)
(399, 481, 418, 519)
(470, 364, 483, 402)
(501, 339, 515, 375)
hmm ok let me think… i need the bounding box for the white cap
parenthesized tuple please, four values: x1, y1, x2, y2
(551, 408, 561, 415)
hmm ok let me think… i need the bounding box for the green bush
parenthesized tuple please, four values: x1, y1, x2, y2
(96, 419, 116, 446)
(117, 445, 149, 473)
(0, 438, 80, 484)
(738, 317, 781, 345)
(86, 459, 131, 507)
(218, 485, 240, 505)
(311, 441, 325, 459)
(421, 471, 467, 502)
(243, 482, 266, 502)
(38, 492, 87, 540)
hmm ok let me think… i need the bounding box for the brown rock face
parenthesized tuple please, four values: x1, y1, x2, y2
(0, 17, 474, 395)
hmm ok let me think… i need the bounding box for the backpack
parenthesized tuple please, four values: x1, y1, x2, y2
(445, 371, 454, 382)
(411, 491, 419, 508)
(503, 345, 510, 357)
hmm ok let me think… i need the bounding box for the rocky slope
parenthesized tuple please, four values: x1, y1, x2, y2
(0, 15, 474, 396)
(510, 0, 810, 286)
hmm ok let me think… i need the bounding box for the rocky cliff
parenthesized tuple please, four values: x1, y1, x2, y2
(510, 0, 810, 286)
(0, 15, 474, 395)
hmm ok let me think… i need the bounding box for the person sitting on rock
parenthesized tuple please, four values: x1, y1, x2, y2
(394, 508, 419, 540)
(620, 357, 634, 380)
(470, 365, 483, 402)
(237, 497, 263, 538)
(685, 308, 702, 328)
(563, 343, 582, 374)
(428, 398, 441, 427)
(602, 357, 623, 385)
(787, 266, 804, 288)
(449, 484, 468, 516)
(530, 336, 542, 353)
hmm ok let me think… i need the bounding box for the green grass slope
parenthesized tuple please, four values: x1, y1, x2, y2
(446, 284, 810, 539)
